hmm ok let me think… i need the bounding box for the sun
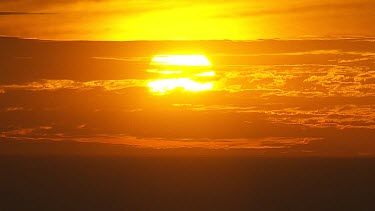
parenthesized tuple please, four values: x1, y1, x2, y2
(147, 54, 215, 94)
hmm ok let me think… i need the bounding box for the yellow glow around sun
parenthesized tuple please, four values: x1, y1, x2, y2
(151, 55, 211, 66)
(148, 54, 215, 94)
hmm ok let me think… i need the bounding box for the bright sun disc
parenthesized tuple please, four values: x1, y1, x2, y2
(148, 54, 215, 94)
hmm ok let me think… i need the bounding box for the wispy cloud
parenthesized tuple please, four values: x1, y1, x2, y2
(0, 11, 55, 15)
(92, 56, 148, 62)
(0, 126, 317, 150)
(265, 105, 375, 130)
(1, 79, 144, 91)
(3, 106, 25, 112)
(218, 2, 375, 18)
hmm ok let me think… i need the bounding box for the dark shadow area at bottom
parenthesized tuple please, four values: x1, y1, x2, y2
(0, 156, 374, 211)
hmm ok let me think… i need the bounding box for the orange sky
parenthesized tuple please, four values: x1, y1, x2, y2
(1, 37, 375, 156)
(0, 1, 375, 156)
(0, 0, 374, 40)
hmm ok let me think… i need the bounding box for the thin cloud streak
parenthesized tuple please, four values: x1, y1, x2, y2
(218, 2, 375, 18)
(0, 11, 55, 15)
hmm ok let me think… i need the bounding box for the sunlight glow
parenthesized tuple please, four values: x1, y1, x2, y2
(148, 54, 215, 94)
(148, 78, 214, 93)
(194, 71, 215, 77)
(151, 55, 211, 66)
(147, 69, 183, 75)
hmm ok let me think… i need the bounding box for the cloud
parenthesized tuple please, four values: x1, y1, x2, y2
(170, 103, 375, 130)
(101, 136, 318, 150)
(0, 11, 54, 15)
(302, 68, 375, 97)
(0, 1, 191, 16)
(219, 2, 375, 18)
(92, 56, 148, 62)
(290, 134, 375, 156)
(0, 125, 317, 150)
(3, 106, 25, 112)
(1, 79, 144, 91)
(264, 104, 375, 129)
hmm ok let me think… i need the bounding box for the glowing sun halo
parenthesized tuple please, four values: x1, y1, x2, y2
(151, 54, 211, 66)
(147, 54, 215, 94)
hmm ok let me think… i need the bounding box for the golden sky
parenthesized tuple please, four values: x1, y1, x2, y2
(0, 0, 374, 40)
